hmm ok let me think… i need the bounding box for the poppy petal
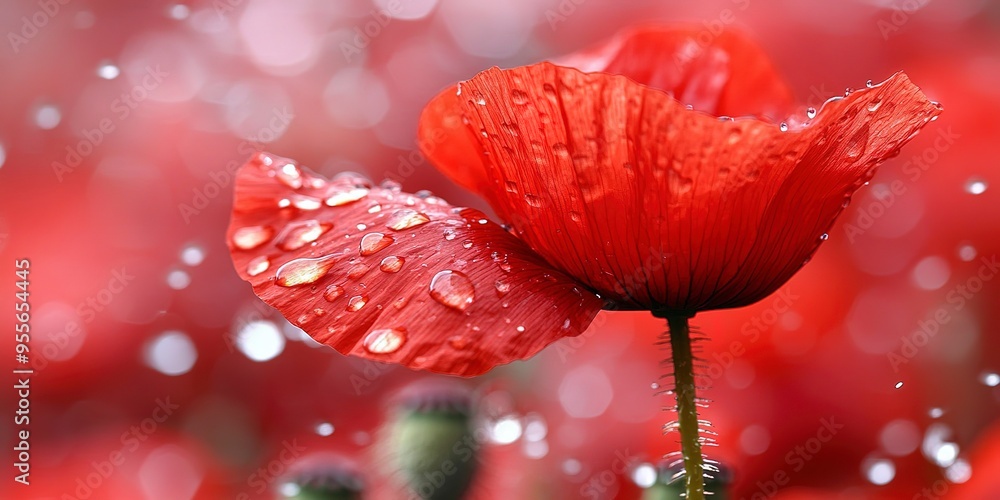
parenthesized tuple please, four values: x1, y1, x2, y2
(554, 25, 795, 120)
(227, 153, 604, 376)
(443, 64, 940, 312)
(418, 84, 492, 195)
(418, 27, 795, 201)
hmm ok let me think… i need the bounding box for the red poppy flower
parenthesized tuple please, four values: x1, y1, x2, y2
(227, 25, 940, 498)
(228, 25, 939, 373)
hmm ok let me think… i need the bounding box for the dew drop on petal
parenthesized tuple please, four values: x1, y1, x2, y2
(965, 178, 988, 195)
(326, 187, 369, 206)
(290, 194, 322, 210)
(233, 226, 274, 250)
(363, 327, 407, 354)
(386, 209, 430, 231)
(448, 335, 468, 350)
(929, 407, 944, 419)
(246, 256, 270, 276)
(276, 163, 303, 189)
(846, 126, 869, 159)
(806, 107, 817, 119)
(277, 221, 332, 251)
(495, 278, 511, 297)
(524, 194, 542, 207)
(867, 98, 883, 112)
(324, 284, 344, 301)
(380, 255, 404, 273)
(778, 122, 788, 132)
(894, 381, 904, 389)
(347, 263, 369, 279)
(359, 232, 393, 256)
(347, 295, 368, 312)
(429, 270, 475, 311)
(275, 255, 336, 287)
(511, 89, 529, 105)
(981, 372, 1000, 387)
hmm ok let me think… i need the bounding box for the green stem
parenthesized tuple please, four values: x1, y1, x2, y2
(666, 315, 704, 500)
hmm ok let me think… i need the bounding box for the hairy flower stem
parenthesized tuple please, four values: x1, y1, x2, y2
(667, 315, 704, 500)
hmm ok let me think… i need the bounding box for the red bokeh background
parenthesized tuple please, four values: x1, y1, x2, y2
(1, 0, 998, 498)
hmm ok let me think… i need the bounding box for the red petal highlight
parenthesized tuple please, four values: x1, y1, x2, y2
(442, 64, 940, 313)
(227, 153, 603, 376)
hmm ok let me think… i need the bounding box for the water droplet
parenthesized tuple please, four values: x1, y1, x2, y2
(524, 194, 542, 207)
(277, 221, 332, 251)
(326, 187, 369, 206)
(443, 229, 458, 241)
(380, 255, 404, 273)
(97, 61, 120, 79)
(568, 211, 583, 223)
(511, 89, 529, 105)
(980, 372, 1000, 387)
(315, 422, 334, 436)
(845, 126, 869, 159)
(291, 195, 322, 210)
(864, 457, 895, 485)
(965, 178, 988, 195)
(495, 278, 511, 297)
(650, 382, 659, 390)
(232, 226, 274, 250)
(386, 209, 430, 231)
(347, 263, 369, 279)
(429, 270, 475, 311)
(367, 203, 381, 213)
(448, 335, 468, 350)
(462, 240, 474, 249)
(820, 233, 829, 241)
(928, 407, 944, 419)
(275, 255, 337, 287)
(516, 325, 525, 333)
(247, 256, 270, 276)
(363, 328, 407, 354)
(779, 122, 788, 132)
(34, 104, 61, 130)
(360, 232, 393, 256)
(806, 107, 817, 119)
(276, 163, 303, 189)
(278, 198, 291, 208)
(180, 245, 205, 266)
(866, 79, 874, 88)
(474, 92, 487, 105)
(324, 284, 344, 301)
(894, 381, 903, 389)
(867, 98, 883, 112)
(958, 244, 977, 262)
(346, 295, 368, 312)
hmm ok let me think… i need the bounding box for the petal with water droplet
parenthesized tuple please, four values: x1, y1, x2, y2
(422, 62, 940, 312)
(227, 152, 603, 376)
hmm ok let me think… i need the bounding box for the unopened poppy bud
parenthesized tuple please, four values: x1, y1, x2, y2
(276, 460, 364, 500)
(388, 380, 479, 500)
